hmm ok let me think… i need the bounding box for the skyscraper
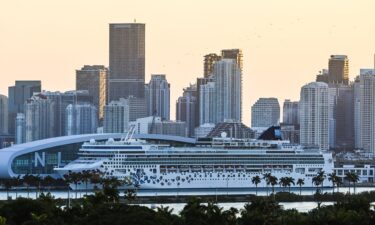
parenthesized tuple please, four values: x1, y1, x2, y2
(203, 53, 221, 77)
(8, 80, 41, 134)
(199, 81, 215, 125)
(103, 98, 129, 133)
(213, 59, 242, 123)
(221, 49, 243, 72)
(282, 100, 299, 125)
(328, 55, 349, 85)
(176, 84, 197, 137)
(353, 76, 361, 149)
(359, 69, 375, 152)
(251, 98, 280, 128)
(0, 95, 8, 134)
(76, 65, 108, 120)
(41, 90, 93, 136)
(109, 23, 145, 101)
(299, 82, 329, 150)
(65, 104, 98, 135)
(25, 94, 55, 142)
(145, 74, 170, 120)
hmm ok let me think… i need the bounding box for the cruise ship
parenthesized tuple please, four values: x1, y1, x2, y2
(55, 127, 333, 191)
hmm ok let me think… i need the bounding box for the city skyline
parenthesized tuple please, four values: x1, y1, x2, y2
(1, 0, 375, 126)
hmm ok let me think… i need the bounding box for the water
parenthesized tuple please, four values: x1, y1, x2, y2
(140, 202, 335, 213)
(1, 187, 374, 212)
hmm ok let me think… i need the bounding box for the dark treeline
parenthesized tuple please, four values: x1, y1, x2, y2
(0, 191, 375, 225)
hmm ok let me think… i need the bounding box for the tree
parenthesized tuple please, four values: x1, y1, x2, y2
(286, 177, 295, 193)
(328, 172, 339, 194)
(251, 175, 261, 196)
(263, 173, 272, 196)
(81, 170, 92, 196)
(345, 172, 359, 195)
(279, 177, 288, 192)
(269, 175, 278, 195)
(42, 176, 55, 193)
(312, 171, 325, 194)
(296, 178, 304, 195)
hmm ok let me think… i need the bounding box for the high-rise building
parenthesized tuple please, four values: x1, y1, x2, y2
(203, 53, 221, 77)
(282, 100, 299, 125)
(353, 76, 361, 149)
(316, 69, 329, 83)
(145, 74, 170, 120)
(196, 77, 213, 126)
(76, 65, 108, 120)
(199, 81, 215, 125)
(251, 98, 280, 128)
(176, 84, 197, 137)
(8, 81, 41, 134)
(328, 55, 349, 85)
(213, 59, 242, 123)
(359, 69, 375, 152)
(126, 96, 147, 122)
(0, 94, 8, 134)
(25, 94, 55, 142)
(108, 23, 145, 101)
(41, 90, 93, 136)
(65, 104, 98, 135)
(221, 49, 243, 72)
(299, 82, 329, 150)
(103, 98, 129, 133)
(15, 113, 25, 144)
(328, 84, 354, 150)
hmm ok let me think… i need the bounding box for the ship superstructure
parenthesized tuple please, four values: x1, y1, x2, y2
(55, 131, 333, 190)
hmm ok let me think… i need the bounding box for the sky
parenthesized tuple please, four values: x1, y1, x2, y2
(1, 0, 375, 126)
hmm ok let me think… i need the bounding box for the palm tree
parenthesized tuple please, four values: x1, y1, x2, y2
(42, 175, 55, 193)
(328, 172, 338, 194)
(312, 171, 325, 194)
(263, 173, 272, 196)
(23, 174, 34, 198)
(269, 175, 278, 195)
(279, 177, 287, 192)
(296, 178, 304, 195)
(81, 170, 92, 195)
(345, 171, 359, 195)
(251, 175, 261, 196)
(1, 178, 12, 200)
(286, 177, 295, 193)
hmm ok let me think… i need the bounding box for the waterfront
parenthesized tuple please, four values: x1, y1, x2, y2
(1, 186, 375, 213)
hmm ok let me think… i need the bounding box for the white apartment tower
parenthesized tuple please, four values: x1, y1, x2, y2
(199, 81, 215, 125)
(359, 69, 375, 152)
(213, 59, 241, 123)
(65, 104, 98, 135)
(299, 82, 329, 150)
(103, 99, 129, 133)
(25, 94, 55, 142)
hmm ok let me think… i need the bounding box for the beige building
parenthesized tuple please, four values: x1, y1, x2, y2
(76, 65, 108, 120)
(328, 55, 349, 85)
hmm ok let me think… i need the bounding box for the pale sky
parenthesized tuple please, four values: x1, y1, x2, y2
(1, 0, 375, 126)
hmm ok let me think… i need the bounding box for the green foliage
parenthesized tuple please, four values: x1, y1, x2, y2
(0, 195, 374, 225)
